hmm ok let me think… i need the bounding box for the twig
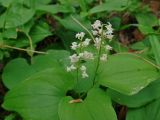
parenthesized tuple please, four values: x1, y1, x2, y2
(2, 45, 47, 54)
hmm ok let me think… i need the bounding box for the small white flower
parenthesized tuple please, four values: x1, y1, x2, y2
(100, 54, 108, 61)
(66, 65, 76, 72)
(80, 65, 88, 78)
(98, 28, 103, 34)
(92, 30, 98, 36)
(79, 52, 84, 58)
(82, 51, 94, 60)
(80, 65, 86, 71)
(75, 32, 85, 40)
(105, 45, 113, 51)
(66, 66, 72, 72)
(94, 37, 101, 49)
(82, 71, 88, 78)
(82, 38, 91, 47)
(105, 22, 113, 33)
(106, 34, 114, 40)
(106, 30, 113, 35)
(70, 65, 77, 70)
(69, 54, 79, 63)
(71, 42, 78, 50)
(77, 43, 81, 48)
(105, 22, 114, 40)
(92, 20, 102, 30)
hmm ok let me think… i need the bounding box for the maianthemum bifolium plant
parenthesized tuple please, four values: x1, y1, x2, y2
(67, 20, 113, 80)
(2, 19, 160, 120)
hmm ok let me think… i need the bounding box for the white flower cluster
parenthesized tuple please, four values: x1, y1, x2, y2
(92, 20, 113, 61)
(71, 32, 91, 51)
(67, 20, 114, 79)
(67, 32, 94, 78)
(92, 20, 113, 40)
(75, 32, 85, 40)
(80, 65, 88, 78)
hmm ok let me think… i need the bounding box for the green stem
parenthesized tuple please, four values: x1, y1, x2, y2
(93, 35, 104, 84)
(2, 44, 47, 54)
(76, 68, 79, 84)
(25, 33, 34, 64)
(76, 40, 83, 83)
(26, 33, 33, 53)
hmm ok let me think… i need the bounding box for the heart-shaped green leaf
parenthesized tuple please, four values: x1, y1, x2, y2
(107, 78, 160, 108)
(2, 50, 70, 89)
(58, 88, 117, 120)
(98, 53, 159, 95)
(126, 98, 160, 120)
(3, 68, 74, 120)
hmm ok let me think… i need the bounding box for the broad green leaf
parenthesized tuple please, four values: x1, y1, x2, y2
(110, 40, 128, 52)
(14, 21, 52, 48)
(2, 58, 34, 89)
(98, 53, 160, 95)
(127, 0, 141, 12)
(78, 0, 88, 12)
(0, 0, 12, 7)
(137, 24, 154, 35)
(18, 20, 34, 34)
(126, 98, 160, 120)
(58, 0, 90, 11)
(55, 15, 91, 32)
(0, 0, 51, 7)
(58, 88, 117, 120)
(0, 4, 35, 28)
(136, 13, 158, 34)
(0, 0, 23, 7)
(58, 0, 79, 6)
(149, 35, 160, 66)
(24, 0, 51, 7)
(4, 114, 16, 120)
(2, 28, 17, 39)
(107, 78, 160, 108)
(0, 12, 7, 28)
(86, 0, 93, 4)
(29, 21, 52, 44)
(2, 50, 70, 89)
(136, 13, 158, 27)
(3, 68, 74, 120)
(36, 4, 74, 14)
(130, 41, 146, 50)
(89, 0, 128, 14)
